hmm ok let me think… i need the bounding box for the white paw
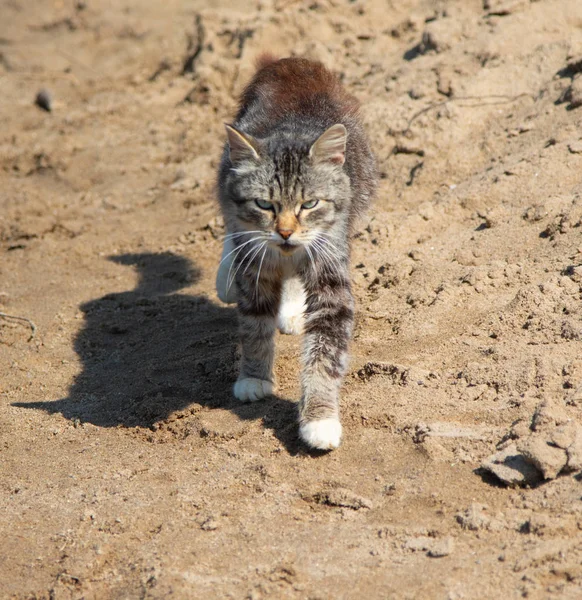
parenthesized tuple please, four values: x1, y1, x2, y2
(277, 312, 304, 335)
(299, 419, 342, 450)
(233, 378, 273, 402)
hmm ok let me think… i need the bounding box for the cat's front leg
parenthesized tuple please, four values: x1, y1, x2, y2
(233, 273, 279, 403)
(299, 276, 353, 450)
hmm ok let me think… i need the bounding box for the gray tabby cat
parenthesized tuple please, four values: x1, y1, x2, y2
(216, 56, 377, 450)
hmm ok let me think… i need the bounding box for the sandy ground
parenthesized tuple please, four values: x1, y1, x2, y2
(2, 0, 582, 598)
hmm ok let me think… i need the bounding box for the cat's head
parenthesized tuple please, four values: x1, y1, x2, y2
(221, 124, 351, 256)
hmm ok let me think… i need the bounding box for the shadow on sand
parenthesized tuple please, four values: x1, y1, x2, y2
(14, 252, 303, 453)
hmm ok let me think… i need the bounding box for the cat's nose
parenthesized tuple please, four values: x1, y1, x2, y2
(278, 229, 293, 240)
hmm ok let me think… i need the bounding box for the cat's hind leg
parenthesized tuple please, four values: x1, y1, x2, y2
(216, 237, 238, 304)
(277, 276, 306, 335)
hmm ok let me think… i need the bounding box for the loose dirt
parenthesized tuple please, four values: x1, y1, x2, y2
(2, 1, 582, 598)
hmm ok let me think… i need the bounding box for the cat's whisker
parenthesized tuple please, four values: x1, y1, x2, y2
(304, 245, 317, 276)
(316, 235, 348, 268)
(309, 240, 335, 276)
(242, 241, 267, 278)
(227, 240, 265, 292)
(316, 230, 339, 239)
(311, 238, 343, 278)
(314, 235, 347, 271)
(316, 232, 345, 257)
(218, 236, 263, 267)
(315, 249, 341, 281)
(225, 246, 245, 290)
(316, 245, 344, 282)
(221, 230, 264, 241)
(226, 241, 256, 293)
(255, 245, 268, 299)
(221, 242, 258, 295)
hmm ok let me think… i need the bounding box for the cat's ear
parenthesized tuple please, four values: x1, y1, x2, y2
(225, 125, 260, 163)
(309, 124, 347, 166)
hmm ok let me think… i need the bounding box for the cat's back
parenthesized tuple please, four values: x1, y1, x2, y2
(236, 55, 359, 129)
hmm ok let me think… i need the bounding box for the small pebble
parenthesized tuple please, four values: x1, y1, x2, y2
(35, 89, 52, 112)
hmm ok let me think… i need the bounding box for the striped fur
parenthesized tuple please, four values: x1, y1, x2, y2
(216, 57, 377, 450)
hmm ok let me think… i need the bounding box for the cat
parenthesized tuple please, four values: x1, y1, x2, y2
(216, 55, 377, 450)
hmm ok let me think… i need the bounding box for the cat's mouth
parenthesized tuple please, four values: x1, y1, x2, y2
(278, 242, 299, 255)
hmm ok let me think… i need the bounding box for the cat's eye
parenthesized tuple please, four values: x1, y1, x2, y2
(301, 199, 319, 210)
(255, 199, 274, 210)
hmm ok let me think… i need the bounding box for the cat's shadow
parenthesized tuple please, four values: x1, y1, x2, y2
(13, 252, 304, 454)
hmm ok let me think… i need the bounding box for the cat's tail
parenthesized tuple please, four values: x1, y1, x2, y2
(254, 52, 278, 72)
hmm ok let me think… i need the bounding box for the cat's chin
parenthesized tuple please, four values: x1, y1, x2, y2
(277, 243, 300, 256)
